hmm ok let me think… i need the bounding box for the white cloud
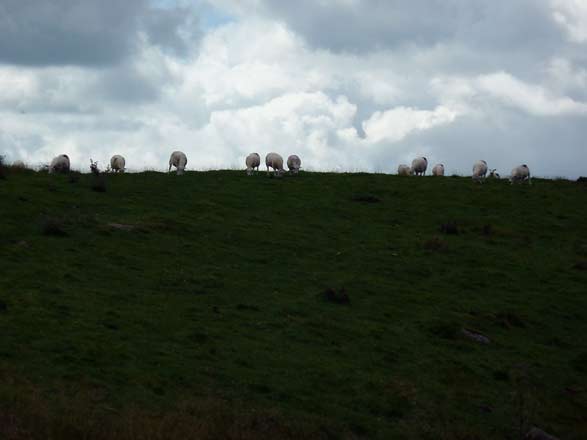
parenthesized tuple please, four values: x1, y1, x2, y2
(476, 72, 587, 116)
(1, 2, 587, 178)
(362, 106, 458, 143)
(551, 0, 587, 43)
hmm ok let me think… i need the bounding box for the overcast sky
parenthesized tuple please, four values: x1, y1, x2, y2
(1, 0, 586, 177)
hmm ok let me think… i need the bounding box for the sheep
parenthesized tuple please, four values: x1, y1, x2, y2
(411, 157, 428, 176)
(432, 164, 445, 176)
(510, 164, 531, 184)
(245, 153, 260, 175)
(472, 160, 488, 182)
(397, 164, 413, 176)
(49, 154, 70, 174)
(488, 169, 500, 179)
(110, 155, 126, 173)
(169, 151, 187, 175)
(265, 152, 286, 176)
(287, 154, 302, 174)
(12, 160, 26, 169)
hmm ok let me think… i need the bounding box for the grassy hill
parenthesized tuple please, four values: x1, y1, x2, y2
(1, 167, 586, 439)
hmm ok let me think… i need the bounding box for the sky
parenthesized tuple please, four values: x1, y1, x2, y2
(1, 0, 586, 177)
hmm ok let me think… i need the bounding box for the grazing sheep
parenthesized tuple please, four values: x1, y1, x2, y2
(245, 153, 260, 175)
(110, 155, 126, 173)
(510, 164, 531, 184)
(472, 160, 488, 182)
(488, 169, 500, 179)
(432, 164, 445, 176)
(12, 160, 25, 169)
(265, 152, 285, 176)
(169, 151, 187, 175)
(287, 154, 302, 174)
(411, 157, 428, 176)
(397, 164, 413, 176)
(49, 154, 70, 174)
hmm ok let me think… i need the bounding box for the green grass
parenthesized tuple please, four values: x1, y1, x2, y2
(1, 168, 586, 439)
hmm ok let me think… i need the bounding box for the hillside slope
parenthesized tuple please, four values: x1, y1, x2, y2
(1, 169, 586, 439)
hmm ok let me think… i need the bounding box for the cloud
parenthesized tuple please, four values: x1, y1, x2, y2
(1, 1, 586, 178)
(0, 0, 202, 67)
(362, 106, 458, 143)
(551, 0, 587, 43)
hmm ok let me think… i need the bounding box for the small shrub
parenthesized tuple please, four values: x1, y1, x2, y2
(41, 217, 67, 237)
(423, 237, 448, 252)
(577, 176, 587, 183)
(322, 287, 350, 305)
(440, 221, 459, 235)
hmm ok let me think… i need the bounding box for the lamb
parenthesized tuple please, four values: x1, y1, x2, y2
(245, 153, 260, 175)
(411, 157, 428, 176)
(510, 164, 531, 184)
(472, 160, 488, 182)
(110, 155, 126, 173)
(265, 152, 286, 176)
(432, 164, 445, 176)
(488, 169, 500, 179)
(397, 164, 413, 176)
(49, 154, 70, 174)
(287, 154, 301, 174)
(169, 151, 187, 175)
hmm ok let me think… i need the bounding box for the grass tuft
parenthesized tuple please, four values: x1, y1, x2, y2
(91, 175, 107, 192)
(351, 193, 381, 203)
(321, 287, 350, 305)
(440, 221, 459, 235)
(423, 236, 449, 252)
(41, 217, 68, 237)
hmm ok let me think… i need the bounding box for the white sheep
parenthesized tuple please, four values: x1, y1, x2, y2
(472, 160, 488, 182)
(110, 155, 126, 173)
(265, 152, 286, 176)
(411, 157, 428, 176)
(245, 153, 260, 175)
(287, 154, 302, 174)
(488, 169, 500, 179)
(49, 154, 70, 174)
(397, 164, 413, 176)
(432, 164, 445, 176)
(169, 151, 187, 175)
(510, 164, 531, 184)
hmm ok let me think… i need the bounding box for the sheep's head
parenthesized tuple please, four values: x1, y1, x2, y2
(246, 167, 253, 176)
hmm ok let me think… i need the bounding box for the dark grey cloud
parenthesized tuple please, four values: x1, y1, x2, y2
(258, 2, 556, 51)
(142, 6, 202, 57)
(0, 0, 201, 67)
